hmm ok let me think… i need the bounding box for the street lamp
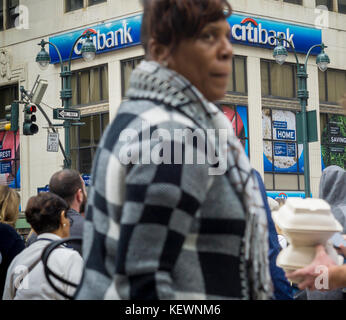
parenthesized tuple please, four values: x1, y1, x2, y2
(35, 29, 97, 168)
(273, 37, 330, 198)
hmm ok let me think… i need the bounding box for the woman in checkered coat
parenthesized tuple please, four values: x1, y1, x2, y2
(76, 0, 273, 300)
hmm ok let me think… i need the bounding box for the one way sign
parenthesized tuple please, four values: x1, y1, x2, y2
(53, 108, 80, 120)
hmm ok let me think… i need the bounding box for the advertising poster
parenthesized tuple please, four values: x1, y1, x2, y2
(0, 131, 20, 188)
(263, 109, 304, 173)
(222, 105, 249, 157)
(321, 115, 346, 170)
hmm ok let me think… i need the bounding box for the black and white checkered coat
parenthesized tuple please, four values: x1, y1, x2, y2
(76, 61, 271, 300)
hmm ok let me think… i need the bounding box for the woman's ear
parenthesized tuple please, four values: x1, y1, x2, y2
(60, 210, 66, 227)
(147, 38, 171, 64)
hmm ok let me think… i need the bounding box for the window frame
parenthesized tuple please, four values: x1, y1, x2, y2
(65, 0, 107, 13)
(318, 68, 346, 105)
(70, 64, 109, 107)
(121, 56, 145, 98)
(261, 59, 298, 101)
(70, 111, 109, 174)
(262, 107, 304, 191)
(227, 55, 248, 95)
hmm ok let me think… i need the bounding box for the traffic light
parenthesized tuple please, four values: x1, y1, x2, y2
(23, 104, 39, 135)
(4, 102, 19, 132)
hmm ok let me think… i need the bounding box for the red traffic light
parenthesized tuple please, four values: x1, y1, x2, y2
(29, 105, 37, 112)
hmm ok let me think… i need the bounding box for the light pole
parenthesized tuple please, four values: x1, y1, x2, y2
(35, 29, 97, 168)
(273, 36, 330, 198)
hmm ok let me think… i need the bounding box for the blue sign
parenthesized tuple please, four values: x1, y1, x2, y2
(49, 15, 142, 64)
(0, 161, 11, 174)
(274, 142, 287, 156)
(0, 149, 12, 160)
(37, 185, 50, 194)
(228, 14, 322, 55)
(276, 129, 295, 141)
(274, 142, 296, 157)
(49, 13, 322, 64)
(82, 174, 91, 187)
(273, 121, 287, 129)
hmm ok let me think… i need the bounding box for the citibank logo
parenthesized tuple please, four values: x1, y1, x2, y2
(231, 17, 295, 47)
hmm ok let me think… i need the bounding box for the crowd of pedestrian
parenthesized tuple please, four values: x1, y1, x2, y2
(0, 0, 345, 301)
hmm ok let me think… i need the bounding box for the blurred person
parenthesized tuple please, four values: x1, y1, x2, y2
(319, 166, 346, 234)
(0, 186, 25, 298)
(2, 192, 83, 300)
(254, 170, 293, 300)
(76, 0, 272, 300)
(288, 165, 346, 300)
(0, 185, 21, 228)
(267, 197, 288, 249)
(26, 169, 87, 254)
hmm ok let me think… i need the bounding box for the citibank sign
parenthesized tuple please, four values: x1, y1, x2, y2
(228, 14, 321, 54)
(49, 13, 322, 64)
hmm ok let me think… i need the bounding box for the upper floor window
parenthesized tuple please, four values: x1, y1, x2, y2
(316, 0, 346, 13)
(283, 0, 303, 5)
(316, 0, 334, 10)
(70, 64, 109, 106)
(0, 0, 19, 31)
(226, 55, 247, 94)
(339, 0, 346, 13)
(261, 60, 297, 99)
(0, 84, 18, 120)
(318, 68, 346, 104)
(121, 56, 144, 97)
(65, 0, 106, 13)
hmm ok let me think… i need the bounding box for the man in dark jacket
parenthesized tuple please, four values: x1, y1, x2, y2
(0, 223, 25, 298)
(26, 169, 87, 255)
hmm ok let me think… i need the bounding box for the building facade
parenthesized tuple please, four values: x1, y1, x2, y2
(0, 0, 345, 230)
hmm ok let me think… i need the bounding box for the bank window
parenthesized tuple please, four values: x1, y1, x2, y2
(261, 60, 297, 99)
(0, 84, 18, 120)
(121, 56, 144, 97)
(320, 113, 346, 169)
(319, 68, 346, 104)
(65, 0, 106, 12)
(262, 108, 304, 191)
(70, 112, 109, 174)
(71, 64, 108, 106)
(0, 0, 19, 30)
(227, 56, 247, 94)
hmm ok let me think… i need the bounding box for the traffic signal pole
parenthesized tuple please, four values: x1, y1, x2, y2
(20, 86, 69, 167)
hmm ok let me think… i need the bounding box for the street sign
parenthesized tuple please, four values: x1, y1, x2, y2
(37, 185, 50, 194)
(53, 108, 80, 120)
(47, 132, 59, 152)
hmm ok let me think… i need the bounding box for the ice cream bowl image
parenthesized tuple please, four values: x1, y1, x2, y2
(272, 198, 343, 283)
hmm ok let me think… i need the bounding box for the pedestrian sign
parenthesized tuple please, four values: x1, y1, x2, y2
(47, 132, 59, 152)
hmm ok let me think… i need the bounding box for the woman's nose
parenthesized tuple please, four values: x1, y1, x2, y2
(220, 37, 233, 60)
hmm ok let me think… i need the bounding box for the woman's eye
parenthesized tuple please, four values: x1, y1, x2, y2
(200, 32, 214, 41)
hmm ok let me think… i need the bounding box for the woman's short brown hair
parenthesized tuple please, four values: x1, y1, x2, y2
(0, 185, 20, 228)
(25, 192, 69, 235)
(141, 0, 232, 54)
